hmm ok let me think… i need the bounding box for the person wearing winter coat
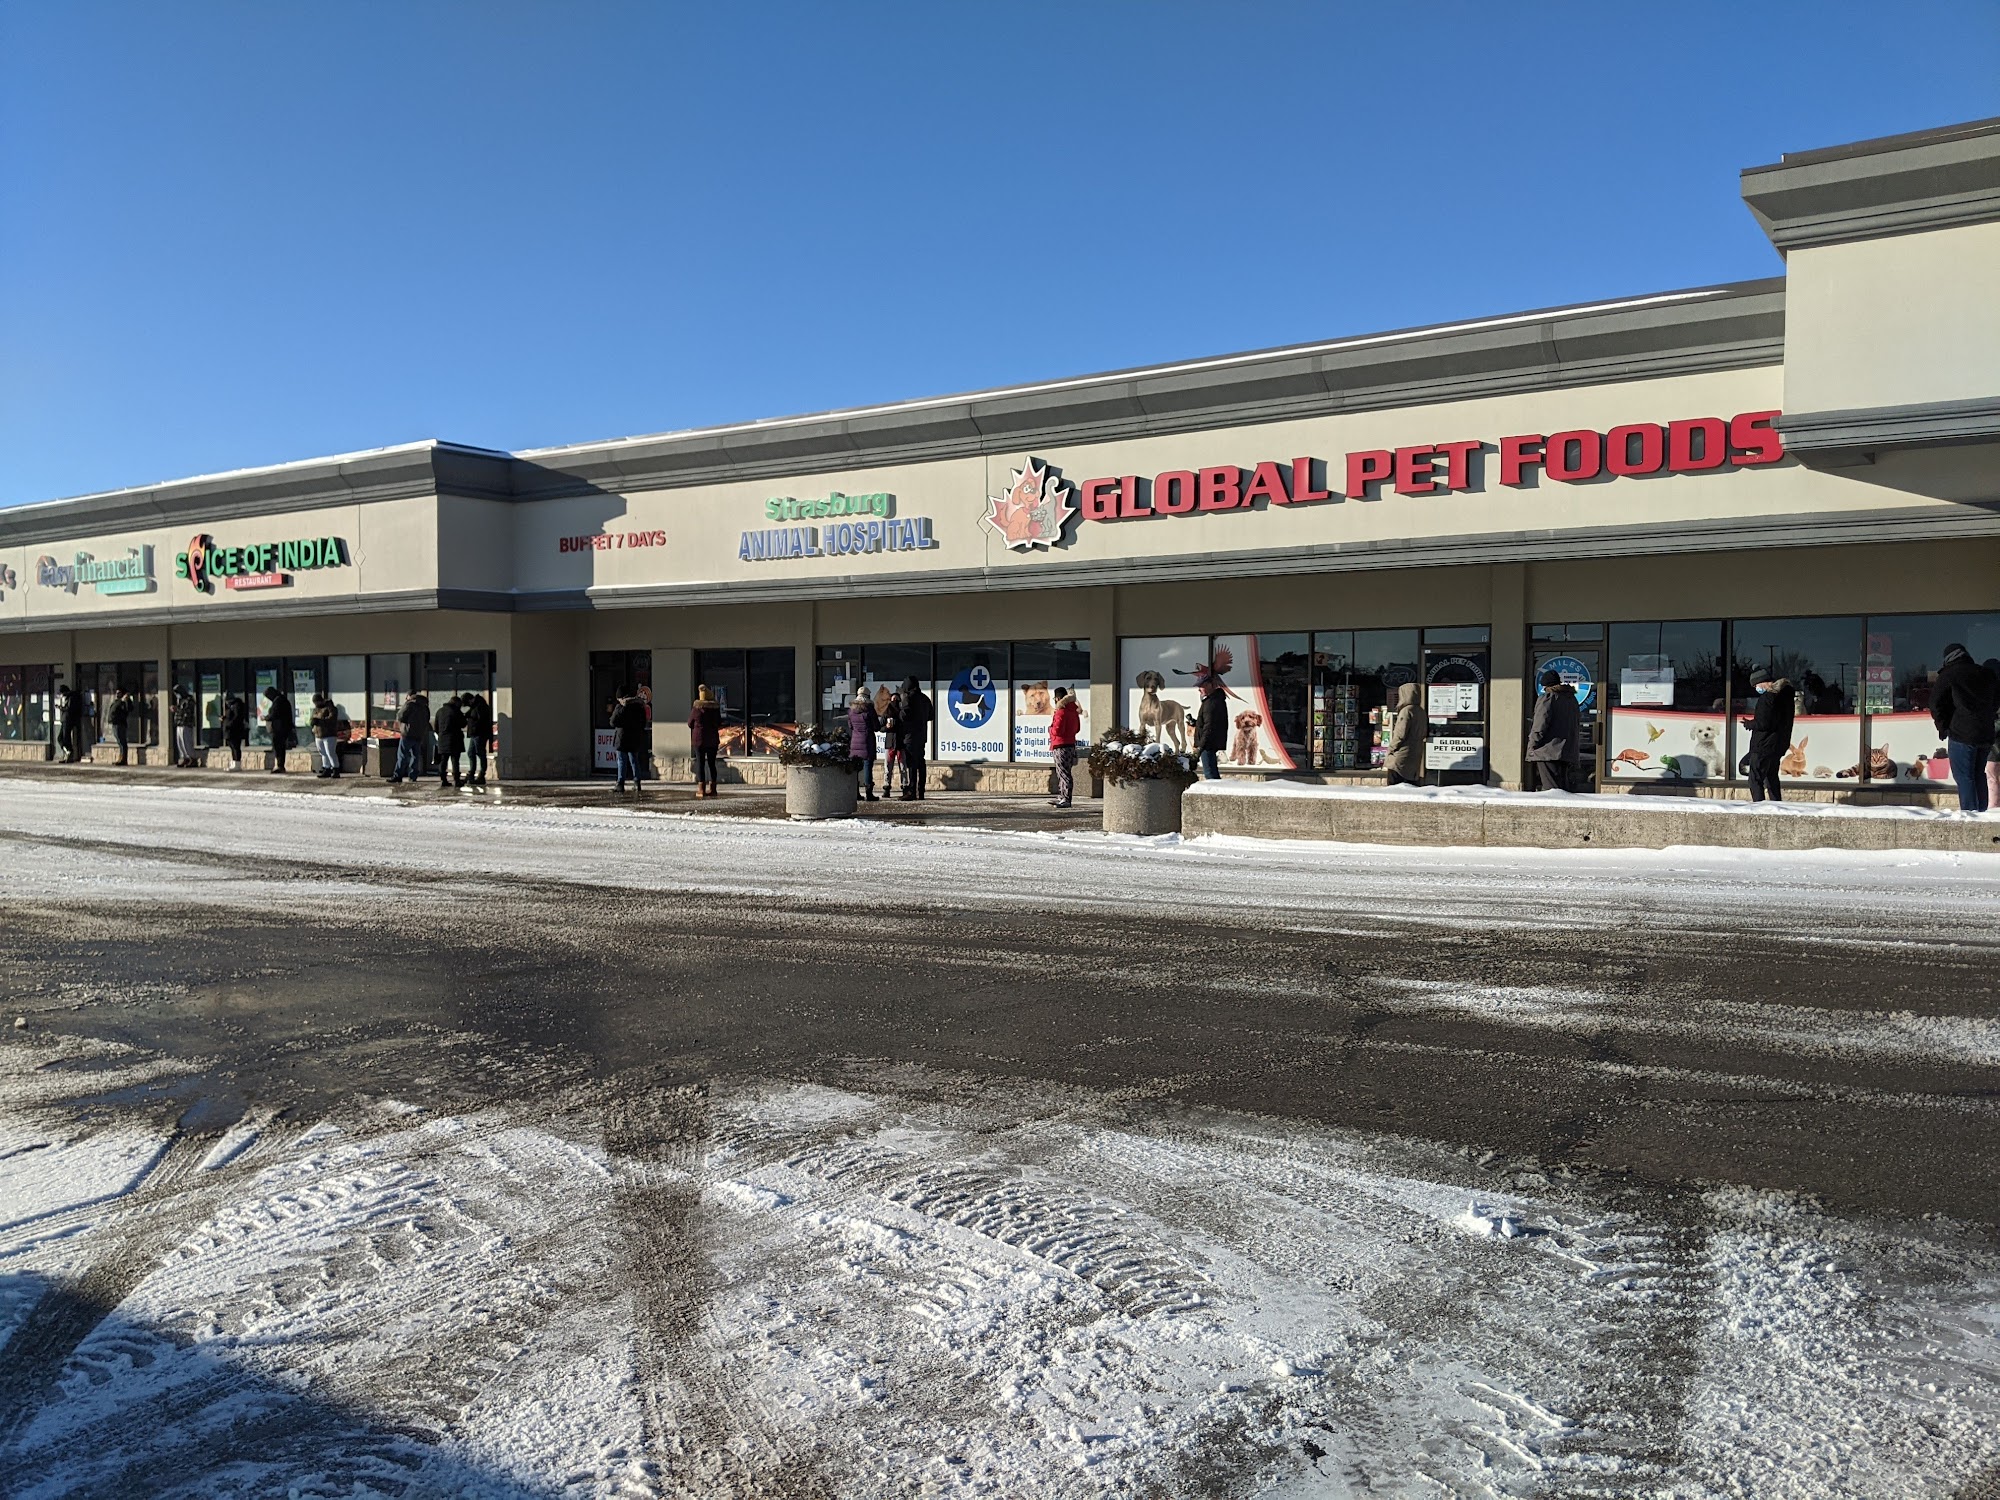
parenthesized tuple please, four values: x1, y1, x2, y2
(1048, 686, 1082, 808)
(1384, 682, 1423, 787)
(433, 692, 468, 789)
(1525, 670, 1582, 792)
(1930, 643, 1999, 812)
(846, 691, 881, 802)
(221, 694, 249, 772)
(262, 687, 296, 774)
(685, 686, 720, 798)
(57, 686, 85, 763)
(108, 690, 135, 766)
(1193, 682, 1229, 781)
(1739, 675, 1796, 803)
(880, 691, 905, 797)
(309, 694, 342, 778)
(898, 676, 932, 800)
(391, 691, 431, 784)
(171, 686, 199, 767)
(462, 693, 493, 788)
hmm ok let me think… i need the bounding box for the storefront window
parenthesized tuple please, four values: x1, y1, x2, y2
(23, 666, 52, 744)
(694, 651, 749, 755)
(862, 644, 932, 753)
(746, 648, 797, 752)
(935, 643, 1009, 763)
(0, 666, 24, 741)
(1120, 637, 1204, 754)
(79, 660, 159, 745)
(1730, 617, 1863, 780)
(1311, 630, 1419, 771)
(328, 656, 366, 741)
(590, 651, 651, 772)
(1011, 640, 1090, 763)
(1862, 613, 2000, 787)
(1605, 620, 1726, 783)
(370, 654, 413, 739)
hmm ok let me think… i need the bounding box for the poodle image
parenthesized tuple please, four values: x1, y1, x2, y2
(1230, 710, 1265, 765)
(1134, 670, 1186, 751)
(1683, 723, 1725, 779)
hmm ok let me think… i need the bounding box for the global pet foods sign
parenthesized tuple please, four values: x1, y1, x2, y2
(1066, 410, 1784, 523)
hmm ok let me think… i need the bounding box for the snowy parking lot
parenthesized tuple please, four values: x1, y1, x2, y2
(1, 779, 1998, 1498)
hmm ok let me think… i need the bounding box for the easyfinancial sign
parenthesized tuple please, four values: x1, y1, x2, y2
(35, 547, 156, 596)
(177, 533, 351, 593)
(1070, 410, 1785, 523)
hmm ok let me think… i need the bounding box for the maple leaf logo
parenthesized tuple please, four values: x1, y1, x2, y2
(985, 458, 1075, 552)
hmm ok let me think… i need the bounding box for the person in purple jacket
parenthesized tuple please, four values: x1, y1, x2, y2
(847, 690, 881, 802)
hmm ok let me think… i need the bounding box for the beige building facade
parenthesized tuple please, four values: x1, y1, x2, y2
(3, 118, 1997, 796)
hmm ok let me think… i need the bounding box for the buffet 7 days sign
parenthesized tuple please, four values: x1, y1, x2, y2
(1076, 410, 1783, 522)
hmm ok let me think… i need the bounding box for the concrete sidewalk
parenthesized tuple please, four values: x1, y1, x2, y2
(1184, 780, 2000, 854)
(0, 760, 1099, 834)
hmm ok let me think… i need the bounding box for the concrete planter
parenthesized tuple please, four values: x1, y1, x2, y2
(1103, 776, 1184, 836)
(785, 762, 859, 820)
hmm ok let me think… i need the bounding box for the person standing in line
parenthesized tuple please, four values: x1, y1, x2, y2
(1526, 669, 1582, 792)
(463, 692, 493, 788)
(263, 686, 297, 774)
(897, 676, 932, 800)
(1930, 643, 1999, 812)
(172, 686, 199, 767)
(1193, 680, 1229, 781)
(433, 691, 468, 789)
(391, 690, 430, 784)
(1047, 685, 1081, 808)
(1384, 682, 1423, 787)
(310, 693, 341, 778)
(109, 689, 135, 766)
(1739, 674, 1796, 803)
(55, 686, 77, 763)
(222, 693, 249, 772)
(686, 685, 720, 798)
(605, 689, 645, 793)
(880, 689, 905, 798)
(847, 690, 881, 802)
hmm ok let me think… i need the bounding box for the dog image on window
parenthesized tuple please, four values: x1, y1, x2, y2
(1134, 670, 1186, 751)
(1231, 710, 1265, 765)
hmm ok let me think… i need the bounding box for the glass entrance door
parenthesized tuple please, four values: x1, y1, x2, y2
(1531, 646, 1602, 790)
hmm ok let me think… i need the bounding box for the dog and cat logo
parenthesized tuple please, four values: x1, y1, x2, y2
(984, 458, 1075, 552)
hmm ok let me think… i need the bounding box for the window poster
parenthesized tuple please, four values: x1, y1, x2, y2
(1012, 679, 1090, 763)
(1734, 712, 1863, 783)
(1120, 637, 1205, 754)
(1618, 656, 1676, 708)
(1607, 709, 1729, 781)
(1863, 634, 1895, 716)
(1864, 714, 1954, 784)
(934, 660, 1009, 762)
(292, 669, 316, 707)
(1207, 633, 1298, 771)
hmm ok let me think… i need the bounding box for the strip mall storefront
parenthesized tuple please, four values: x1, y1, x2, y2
(3, 118, 1997, 795)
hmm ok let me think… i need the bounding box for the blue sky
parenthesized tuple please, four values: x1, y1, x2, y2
(3, 2, 1997, 506)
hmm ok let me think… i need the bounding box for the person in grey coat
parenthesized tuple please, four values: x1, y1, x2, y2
(1526, 669, 1582, 792)
(1383, 682, 1423, 786)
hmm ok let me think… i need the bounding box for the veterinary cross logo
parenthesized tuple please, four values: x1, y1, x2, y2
(985, 458, 1075, 551)
(949, 665, 998, 728)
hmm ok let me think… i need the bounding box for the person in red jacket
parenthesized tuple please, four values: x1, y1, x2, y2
(1047, 686, 1082, 808)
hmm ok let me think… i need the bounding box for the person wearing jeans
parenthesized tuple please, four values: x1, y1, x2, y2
(1930, 644, 1998, 812)
(612, 690, 650, 793)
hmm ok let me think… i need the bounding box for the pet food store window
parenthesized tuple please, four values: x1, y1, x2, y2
(1728, 617, 1863, 783)
(1311, 630, 1419, 772)
(1118, 635, 1309, 772)
(1855, 612, 2000, 785)
(1603, 621, 1726, 786)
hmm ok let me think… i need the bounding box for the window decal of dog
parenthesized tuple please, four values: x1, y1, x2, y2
(1230, 710, 1265, 765)
(1134, 671, 1186, 751)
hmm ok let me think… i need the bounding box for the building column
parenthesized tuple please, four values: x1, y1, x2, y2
(1488, 562, 1526, 788)
(655, 647, 693, 765)
(1087, 584, 1118, 748)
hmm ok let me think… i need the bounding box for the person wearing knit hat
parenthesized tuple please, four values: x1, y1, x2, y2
(688, 684, 722, 798)
(847, 690, 881, 801)
(1526, 667, 1582, 792)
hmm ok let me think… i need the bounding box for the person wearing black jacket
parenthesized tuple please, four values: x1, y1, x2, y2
(221, 694, 249, 772)
(613, 690, 651, 793)
(1193, 681, 1229, 780)
(1931, 643, 1999, 812)
(1739, 675, 1796, 803)
(1525, 670, 1582, 792)
(262, 687, 296, 774)
(898, 676, 933, 800)
(433, 693, 468, 789)
(109, 690, 135, 766)
(463, 693, 493, 788)
(58, 686, 86, 762)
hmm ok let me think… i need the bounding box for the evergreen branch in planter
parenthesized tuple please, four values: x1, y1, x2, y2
(1086, 727, 1198, 788)
(777, 731, 857, 770)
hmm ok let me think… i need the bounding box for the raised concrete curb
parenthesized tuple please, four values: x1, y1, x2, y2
(1183, 784, 2000, 854)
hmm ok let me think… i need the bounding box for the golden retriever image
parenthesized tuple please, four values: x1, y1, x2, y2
(1019, 681, 1052, 716)
(1134, 670, 1186, 751)
(1231, 710, 1265, 765)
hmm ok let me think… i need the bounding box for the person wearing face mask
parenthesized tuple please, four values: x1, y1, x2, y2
(1739, 674, 1795, 803)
